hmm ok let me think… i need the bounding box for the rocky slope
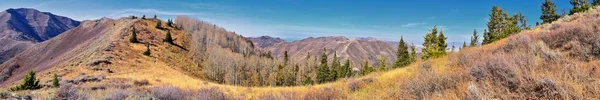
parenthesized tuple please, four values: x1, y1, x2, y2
(0, 8, 80, 64)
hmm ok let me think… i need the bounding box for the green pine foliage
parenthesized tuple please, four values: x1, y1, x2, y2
(393, 36, 411, 68)
(52, 74, 59, 87)
(470, 29, 479, 47)
(541, 0, 561, 24)
(330, 52, 340, 81)
(360, 60, 374, 76)
(167, 19, 174, 27)
(342, 59, 352, 77)
(378, 57, 387, 71)
(143, 43, 151, 56)
(284, 51, 289, 65)
(302, 75, 314, 85)
(594, 0, 600, 6)
(570, 0, 592, 15)
(422, 26, 447, 59)
(10, 70, 40, 91)
(409, 44, 417, 62)
(483, 6, 525, 45)
(155, 21, 162, 29)
(316, 48, 330, 83)
(164, 31, 174, 44)
(129, 28, 138, 43)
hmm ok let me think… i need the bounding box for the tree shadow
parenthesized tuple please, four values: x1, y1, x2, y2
(170, 42, 188, 51)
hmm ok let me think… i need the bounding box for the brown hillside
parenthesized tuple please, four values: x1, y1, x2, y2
(260, 36, 398, 69)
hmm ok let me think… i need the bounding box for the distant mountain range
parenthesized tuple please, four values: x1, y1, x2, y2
(249, 36, 406, 68)
(0, 8, 80, 64)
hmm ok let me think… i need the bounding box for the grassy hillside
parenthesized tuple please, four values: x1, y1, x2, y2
(2, 7, 600, 99)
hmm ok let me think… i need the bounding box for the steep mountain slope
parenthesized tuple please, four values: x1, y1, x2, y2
(0, 15, 272, 90)
(247, 36, 285, 48)
(0, 8, 80, 64)
(254, 36, 399, 68)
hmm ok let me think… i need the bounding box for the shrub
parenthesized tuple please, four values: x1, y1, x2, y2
(106, 90, 128, 100)
(0, 91, 10, 99)
(133, 80, 150, 86)
(400, 61, 463, 99)
(53, 74, 59, 87)
(10, 70, 39, 91)
(129, 28, 138, 43)
(55, 84, 87, 100)
(197, 88, 226, 100)
(151, 86, 183, 100)
(143, 43, 151, 56)
(164, 31, 174, 44)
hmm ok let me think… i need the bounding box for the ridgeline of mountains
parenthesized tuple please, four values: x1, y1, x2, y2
(248, 36, 405, 68)
(0, 8, 80, 64)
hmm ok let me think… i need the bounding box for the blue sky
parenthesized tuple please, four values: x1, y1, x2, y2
(1, 0, 574, 46)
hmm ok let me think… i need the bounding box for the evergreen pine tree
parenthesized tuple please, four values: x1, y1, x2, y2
(316, 48, 330, 83)
(570, 0, 592, 15)
(435, 31, 448, 56)
(470, 29, 479, 47)
(302, 75, 314, 85)
(462, 41, 468, 49)
(422, 26, 439, 59)
(143, 43, 151, 56)
(485, 6, 506, 44)
(164, 31, 174, 44)
(330, 51, 340, 81)
(129, 28, 138, 43)
(409, 43, 417, 63)
(378, 57, 387, 71)
(594, 0, 600, 6)
(155, 21, 162, 29)
(52, 74, 59, 87)
(343, 59, 352, 77)
(336, 56, 348, 78)
(541, 0, 561, 24)
(283, 51, 289, 65)
(394, 36, 411, 68)
(451, 43, 456, 52)
(10, 70, 40, 91)
(360, 60, 373, 75)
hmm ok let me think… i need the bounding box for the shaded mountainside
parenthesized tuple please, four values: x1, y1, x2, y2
(0, 8, 80, 64)
(253, 36, 399, 68)
(247, 36, 285, 48)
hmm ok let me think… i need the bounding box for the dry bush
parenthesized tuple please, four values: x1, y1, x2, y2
(105, 89, 128, 100)
(303, 87, 346, 100)
(0, 91, 11, 99)
(197, 87, 226, 100)
(133, 79, 150, 86)
(55, 84, 88, 100)
(541, 17, 600, 61)
(399, 61, 465, 99)
(151, 86, 184, 100)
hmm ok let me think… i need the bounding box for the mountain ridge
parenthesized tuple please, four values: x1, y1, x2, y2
(0, 8, 80, 64)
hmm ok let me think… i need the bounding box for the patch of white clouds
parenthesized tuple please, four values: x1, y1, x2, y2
(401, 22, 426, 27)
(106, 9, 200, 18)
